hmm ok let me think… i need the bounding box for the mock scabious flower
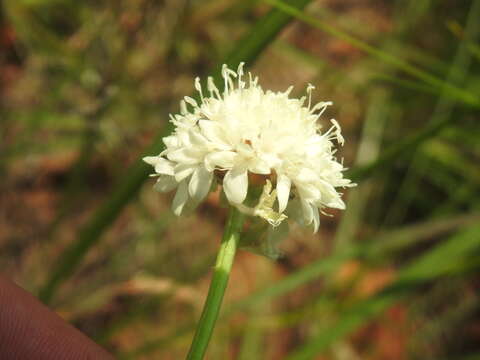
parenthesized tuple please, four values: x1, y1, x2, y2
(144, 63, 355, 232)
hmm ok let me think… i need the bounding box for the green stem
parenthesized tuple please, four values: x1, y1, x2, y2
(186, 207, 245, 360)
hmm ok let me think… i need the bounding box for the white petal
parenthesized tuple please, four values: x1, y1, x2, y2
(327, 197, 346, 210)
(188, 130, 208, 147)
(143, 156, 159, 165)
(174, 164, 195, 182)
(143, 156, 174, 176)
(276, 174, 291, 213)
(167, 148, 200, 164)
(296, 183, 320, 201)
(156, 161, 174, 175)
(297, 168, 318, 183)
(236, 142, 254, 156)
(248, 159, 271, 175)
(318, 179, 337, 198)
(163, 135, 178, 148)
(199, 120, 229, 146)
(172, 180, 189, 216)
(223, 167, 248, 204)
(301, 199, 313, 225)
(188, 166, 213, 201)
(204, 151, 236, 171)
(154, 175, 177, 192)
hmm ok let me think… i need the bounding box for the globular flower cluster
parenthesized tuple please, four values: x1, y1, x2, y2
(144, 63, 355, 232)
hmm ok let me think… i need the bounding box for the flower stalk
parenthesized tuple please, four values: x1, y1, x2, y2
(186, 206, 245, 360)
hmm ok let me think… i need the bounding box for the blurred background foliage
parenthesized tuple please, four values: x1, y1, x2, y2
(1, 0, 480, 359)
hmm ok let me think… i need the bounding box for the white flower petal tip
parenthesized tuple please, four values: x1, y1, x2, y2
(143, 156, 157, 164)
(143, 63, 354, 233)
(188, 166, 213, 202)
(172, 181, 188, 216)
(223, 168, 248, 204)
(276, 174, 291, 214)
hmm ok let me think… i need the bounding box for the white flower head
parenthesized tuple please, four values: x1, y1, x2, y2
(144, 63, 355, 232)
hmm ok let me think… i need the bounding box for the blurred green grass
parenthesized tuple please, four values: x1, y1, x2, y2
(1, 0, 480, 359)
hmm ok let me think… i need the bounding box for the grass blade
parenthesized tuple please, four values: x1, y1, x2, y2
(264, 0, 480, 108)
(286, 224, 480, 360)
(38, 132, 168, 303)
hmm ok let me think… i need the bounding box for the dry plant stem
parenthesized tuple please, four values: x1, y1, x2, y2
(186, 207, 245, 360)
